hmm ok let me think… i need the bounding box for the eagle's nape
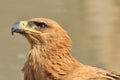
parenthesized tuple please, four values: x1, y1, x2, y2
(12, 18, 120, 80)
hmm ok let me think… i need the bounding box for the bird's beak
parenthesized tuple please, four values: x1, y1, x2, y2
(11, 21, 40, 35)
(11, 21, 27, 35)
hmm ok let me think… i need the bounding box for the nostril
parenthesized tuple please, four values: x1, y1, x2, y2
(22, 23, 24, 26)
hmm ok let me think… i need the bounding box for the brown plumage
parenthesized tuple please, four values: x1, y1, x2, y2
(12, 18, 120, 80)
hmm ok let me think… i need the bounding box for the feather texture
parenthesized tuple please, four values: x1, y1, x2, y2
(12, 18, 120, 80)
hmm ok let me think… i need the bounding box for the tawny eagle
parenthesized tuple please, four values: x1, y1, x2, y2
(12, 18, 120, 80)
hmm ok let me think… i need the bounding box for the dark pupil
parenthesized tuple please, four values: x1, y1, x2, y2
(28, 21, 47, 29)
(34, 22, 47, 28)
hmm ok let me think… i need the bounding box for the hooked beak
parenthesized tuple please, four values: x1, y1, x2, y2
(11, 21, 40, 35)
(11, 21, 27, 35)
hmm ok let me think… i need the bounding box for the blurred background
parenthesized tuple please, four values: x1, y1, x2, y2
(0, 0, 120, 80)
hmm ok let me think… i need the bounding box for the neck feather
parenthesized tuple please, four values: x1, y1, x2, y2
(23, 33, 81, 80)
(25, 42, 80, 80)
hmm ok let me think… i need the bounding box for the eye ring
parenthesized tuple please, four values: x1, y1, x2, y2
(38, 22, 47, 28)
(29, 21, 47, 28)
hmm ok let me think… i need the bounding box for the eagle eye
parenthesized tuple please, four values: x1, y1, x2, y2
(33, 22, 47, 28)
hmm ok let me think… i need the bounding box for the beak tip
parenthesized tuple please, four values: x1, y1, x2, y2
(11, 27, 15, 35)
(11, 31, 14, 36)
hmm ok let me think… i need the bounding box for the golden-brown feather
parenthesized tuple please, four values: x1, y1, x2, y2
(12, 18, 120, 80)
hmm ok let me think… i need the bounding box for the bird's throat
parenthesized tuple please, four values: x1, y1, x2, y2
(23, 44, 80, 80)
